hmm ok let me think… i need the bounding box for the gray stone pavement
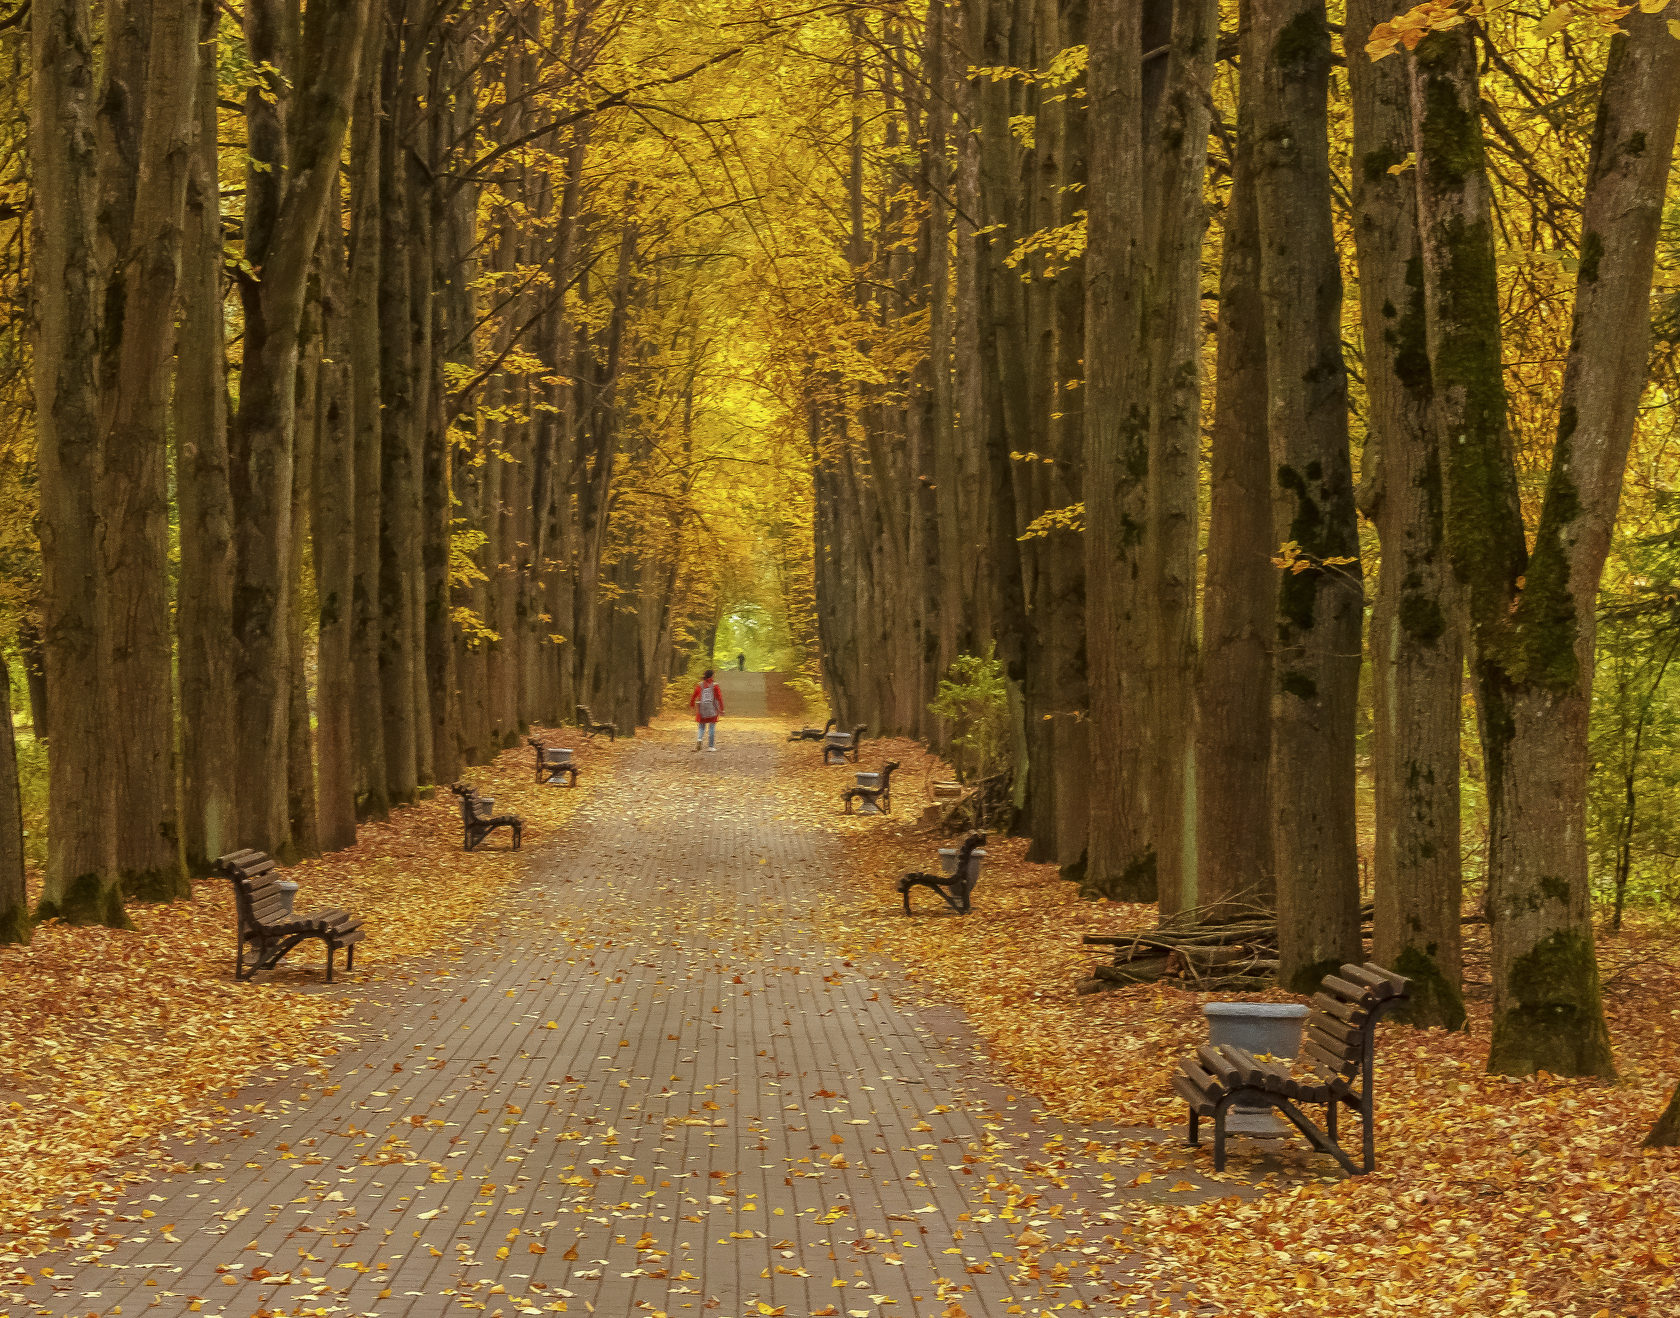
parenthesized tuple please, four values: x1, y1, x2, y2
(5, 677, 1186, 1318)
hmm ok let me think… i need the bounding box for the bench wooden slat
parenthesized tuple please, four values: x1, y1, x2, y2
(1320, 973, 1376, 1006)
(1310, 991, 1370, 1027)
(1306, 1020, 1359, 1059)
(1306, 1008, 1361, 1046)
(1176, 1057, 1226, 1101)
(1303, 1037, 1361, 1081)
(1172, 1072, 1218, 1116)
(1339, 963, 1401, 999)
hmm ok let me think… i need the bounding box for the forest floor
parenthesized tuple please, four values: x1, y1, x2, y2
(3, 673, 1677, 1317)
(796, 732, 1680, 1318)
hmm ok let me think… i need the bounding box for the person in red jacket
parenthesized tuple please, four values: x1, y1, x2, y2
(690, 668, 724, 751)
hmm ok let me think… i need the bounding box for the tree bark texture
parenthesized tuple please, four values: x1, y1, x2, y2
(1409, 12, 1680, 1075)
(1197, 14, 1275, 916)
(1251, 0, 1364, 989)
(1346, 0, 1464, 1030)
(175, 0, 240, 873)
(31, 0, 126, 927)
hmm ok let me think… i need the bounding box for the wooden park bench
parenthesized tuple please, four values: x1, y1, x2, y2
(575, 704, 617, 741)
(821, 723, 867, 765)
(527, 736, 579, 787)
(448, 782, 524, 851)
(788, 717, 836, 743)
(897, 831, 986, 915)
(1172, 961, 1413, 1175)
(841, 760, 900, 815)
(213, 849, 364, 983)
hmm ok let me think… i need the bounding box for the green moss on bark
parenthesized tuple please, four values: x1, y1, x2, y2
(0, 900, 30, 945)
(36, 873, 134, 930)
(1502, 419, 1582, 689)
(1273, 7, 1329, 72)
(1286, 957, 1345, 996)
(1082, 848, 1157, 903)
(1490, 928, 1615, 1077)
(122, 863, 192, 904)
(1390, 943, 1467, 1030)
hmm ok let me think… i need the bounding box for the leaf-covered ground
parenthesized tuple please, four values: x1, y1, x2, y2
(777, 732, 1680, 1316)
(0, 732, 628, 1261)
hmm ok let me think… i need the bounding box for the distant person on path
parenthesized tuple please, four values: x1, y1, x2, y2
(737, 652, 746, 671)
(691, 668, 724, 751)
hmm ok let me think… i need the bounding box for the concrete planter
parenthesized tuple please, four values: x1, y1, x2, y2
(274, 879, 300, 918)
(1202, 1001, 1309, 1136)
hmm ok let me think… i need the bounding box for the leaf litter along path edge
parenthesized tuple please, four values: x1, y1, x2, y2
(2, 673, 1209, 1318)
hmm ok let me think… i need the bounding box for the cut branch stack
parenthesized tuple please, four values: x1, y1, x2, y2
(1076, 902, 1376, 995)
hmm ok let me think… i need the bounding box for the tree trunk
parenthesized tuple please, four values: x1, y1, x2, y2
(377, 1, 420, 803)
(95, 0, 198, 901)
(313, 178, 358, 852)
(175, 0, 239, 873)
(1082, 0, 1154, 900)
(1649, 1085, 1680, 1147)
(1140, 0, 1216, 916)
(1251, 0, 1363, 989)
(1346, 0, 1464, 1029)
(31, 0, 125, 927)
(348, 21, 389, 816)
(0, 670, 27, 943)
(232, 0, 371, 856)
(1409, 12, 1680, 1075)
(18, 618, 48, 741)
(287, 282, 322, 859)
(1197, 8, 1274, 915)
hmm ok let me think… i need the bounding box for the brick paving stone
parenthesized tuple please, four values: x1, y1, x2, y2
(7, 677, 1200, 1318)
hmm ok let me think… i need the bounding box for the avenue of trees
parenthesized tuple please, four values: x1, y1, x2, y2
(777, 0, 1680, 1100)
(3, 0, 1680, 1135)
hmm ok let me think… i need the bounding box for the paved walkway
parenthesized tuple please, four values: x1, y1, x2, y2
(11, 678, 1165, 1318)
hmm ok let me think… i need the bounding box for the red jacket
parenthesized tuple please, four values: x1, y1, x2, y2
(690, 679, 724, 723)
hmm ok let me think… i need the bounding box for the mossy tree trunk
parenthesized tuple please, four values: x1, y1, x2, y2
(31, 0, 126, 928)
(1345, 0, 1464, 1030)
(1407, 15, 1680, 1075)
(1197, 0, 1274, 916)
(1251, 0, 1364, 989)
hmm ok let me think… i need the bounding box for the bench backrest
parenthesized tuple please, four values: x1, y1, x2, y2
(954, 831, 986, 887)
(877, 760, 901, 790)
(213, 849, 289, 932)
(822, 718, 835, 736)
(528, 737, 568, 764)
(576, 704, 596, 724)
(1304, 962, 1411, 1090)
(448, 783, 485, 824)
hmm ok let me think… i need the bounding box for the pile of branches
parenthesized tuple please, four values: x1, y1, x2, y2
(926, 772, 1012, 832)
(1076, 900, 1375, 995)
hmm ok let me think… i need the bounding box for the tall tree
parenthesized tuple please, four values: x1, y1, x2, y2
(1346, 0, 1464, 1029)
(1251, 0, 1364, 989)
(1082, 0, 1152, 901)
(231, 0, 370, 856)
(176, 0, 239, 873)
(31, 0, 124, 927)
(1197, 3, 1274, 915)
(95, 0, 199, 900)
(1406, 9, 1680, 1075)
(0, 670, 26, 943)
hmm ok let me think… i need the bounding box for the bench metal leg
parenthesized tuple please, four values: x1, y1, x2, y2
(326, 944, 336, 984)
(1187, 1110, 1200, 1147)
